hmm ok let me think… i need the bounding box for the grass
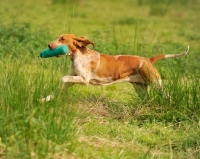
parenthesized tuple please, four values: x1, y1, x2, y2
(0, 0, 200, 158)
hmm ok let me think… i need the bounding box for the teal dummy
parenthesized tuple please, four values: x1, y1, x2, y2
(39, 45, 68, 58)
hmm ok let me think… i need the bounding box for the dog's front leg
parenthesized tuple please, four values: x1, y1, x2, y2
(39, 76, 87, 102)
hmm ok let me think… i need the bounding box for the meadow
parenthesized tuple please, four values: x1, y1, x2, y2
(0, 0, 200, 158)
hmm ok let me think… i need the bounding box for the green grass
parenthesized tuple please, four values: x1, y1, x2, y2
(0, 0, 200, 158)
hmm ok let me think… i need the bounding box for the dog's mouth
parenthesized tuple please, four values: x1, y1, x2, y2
(48, 43, 57, 50)
(48, 43, 70, 58)
(48, 46, 54, 50)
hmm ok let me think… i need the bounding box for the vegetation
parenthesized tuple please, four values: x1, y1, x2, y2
(0, 0, 199, 158)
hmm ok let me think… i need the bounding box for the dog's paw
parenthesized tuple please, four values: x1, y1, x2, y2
(37, 95, 54, 102)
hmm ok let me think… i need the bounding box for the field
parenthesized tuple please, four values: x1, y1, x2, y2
(0, 0, 200, 158)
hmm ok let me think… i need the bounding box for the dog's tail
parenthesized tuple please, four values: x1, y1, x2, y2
(150, 45, 189, 64)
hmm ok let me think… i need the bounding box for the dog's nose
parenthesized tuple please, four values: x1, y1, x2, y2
(48, 43, 53, 49)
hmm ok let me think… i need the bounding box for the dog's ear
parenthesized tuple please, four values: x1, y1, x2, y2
(73, 37, 94, 48)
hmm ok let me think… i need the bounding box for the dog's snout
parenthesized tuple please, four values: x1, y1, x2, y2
(48, 43, 53, 49)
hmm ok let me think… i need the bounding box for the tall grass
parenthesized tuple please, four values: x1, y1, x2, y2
(0, 0, 200, 158)
(0, 22, 77, 158)
(1, 20, 199, 158)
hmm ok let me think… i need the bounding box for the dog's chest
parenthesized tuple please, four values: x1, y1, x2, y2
(73, 52, 100, 76)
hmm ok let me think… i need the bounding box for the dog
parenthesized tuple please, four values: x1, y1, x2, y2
(40, 34, 189, 102)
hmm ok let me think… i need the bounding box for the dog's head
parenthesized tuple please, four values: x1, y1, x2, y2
(48, 34, 94, 57)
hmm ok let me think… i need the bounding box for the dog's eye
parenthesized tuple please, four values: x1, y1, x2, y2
(60, 37, 65, 41)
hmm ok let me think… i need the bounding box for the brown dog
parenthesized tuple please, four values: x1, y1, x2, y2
(40, 34, 189, 102)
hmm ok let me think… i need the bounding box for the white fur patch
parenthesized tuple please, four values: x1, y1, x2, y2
(137, 60, 144, 70)
(114, 55, 121, 59)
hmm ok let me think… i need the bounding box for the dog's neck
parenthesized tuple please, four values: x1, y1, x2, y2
(70, 47, 90, 61)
